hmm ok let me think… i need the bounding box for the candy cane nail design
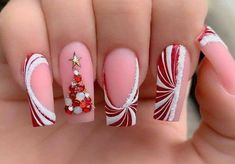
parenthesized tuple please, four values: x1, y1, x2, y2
(24, 54, 56, 127)
(64, 53, 93, 115)
(104, 49, 139, 127)
(154, 45, 188, 121)
(197, 26, 235, 93)
(198, 26, 227, 48)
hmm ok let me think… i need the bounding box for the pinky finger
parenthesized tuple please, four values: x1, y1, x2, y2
(197, 26, 235, 93)
(196, 25, 235, 137)
(191, 26, 235, 163)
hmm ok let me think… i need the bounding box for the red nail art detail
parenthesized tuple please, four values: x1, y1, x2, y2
(197, 26, 227, 48)
(24, 54, 56, 127)
(64, 53, 93, 115)
(154, 45, 186, 121)
(197, 26, 235, 93)
(104, 59, 139, 127)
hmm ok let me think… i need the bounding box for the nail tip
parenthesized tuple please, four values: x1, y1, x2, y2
(68, 118, 94, 124)
(104, 97, 138, 127)
(153, 115, 179, 122)
(66, 110, 95, 123)
(32, 123, 55, 127)
(106, 121, 136, 127)
(197, 25, 227, 48)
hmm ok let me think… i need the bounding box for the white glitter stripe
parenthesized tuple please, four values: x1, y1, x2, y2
(168, 46, 186, 121)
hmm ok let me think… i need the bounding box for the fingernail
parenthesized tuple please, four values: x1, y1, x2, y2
(197, 26, 235, 93)
(24, 53, 55, 127)
(104, 48, 139, 127)
(60, 42, 94, 123)
(154, 45, 190, 121)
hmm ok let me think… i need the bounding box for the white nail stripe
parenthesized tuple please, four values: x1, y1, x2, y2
(199, 26, 227, 48)
(105, 58, 139, 126)
(166, 46, 174, 84)
(26, 57, 55, 120)
(106, 109, 126, 125)
(25, 54, 56, 126)
(29, 96, 54, 125)
(154, 45, 186, 121)
(155, 92, 173, 110)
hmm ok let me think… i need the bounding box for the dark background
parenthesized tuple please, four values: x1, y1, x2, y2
(0, 0, 8, 10)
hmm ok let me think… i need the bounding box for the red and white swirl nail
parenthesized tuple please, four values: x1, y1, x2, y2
(60, 42, 94, 123)
(197, 26, 235, 93)
(198, 26, 227, 48)
(24, 53, 56, 127)
(154, 45, 190, 121)
(104, 48, 139, 127)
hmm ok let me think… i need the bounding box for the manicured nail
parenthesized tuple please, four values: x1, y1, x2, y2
(197, 26, 235, 93)
(104, 48, 139, 127)
(154, 45, 190, 121)
(24, 53, 55, 127)
(60, 42, 94, 123)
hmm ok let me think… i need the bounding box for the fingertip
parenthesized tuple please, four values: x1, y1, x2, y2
(197, 26, 235, 94)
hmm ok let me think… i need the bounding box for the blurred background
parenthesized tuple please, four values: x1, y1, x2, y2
(0, 0, 234, 137)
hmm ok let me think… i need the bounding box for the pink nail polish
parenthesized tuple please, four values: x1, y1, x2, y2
(60, 42, 94, 123)
(154, 45, 190, 121)
(104, 48, 139, 127)
(197, 26, 235, 93)
(24, 53, 55, 127)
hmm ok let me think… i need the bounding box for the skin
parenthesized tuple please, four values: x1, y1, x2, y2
(0, 0, 235, 163)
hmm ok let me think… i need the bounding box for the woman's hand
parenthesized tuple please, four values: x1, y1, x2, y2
(0, 0, 234, 163)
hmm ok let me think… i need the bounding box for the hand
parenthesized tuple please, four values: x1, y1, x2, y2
(0, 0, 234, 163)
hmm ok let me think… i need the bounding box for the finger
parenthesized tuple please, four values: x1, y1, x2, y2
(0, 0, 55, 127)
(197, 27, 235, 138)
(93, 0, 151, 127)
(41, 0, 96, 122)
(150, 0, 207, 122)
(197, 26, 235, 93)
(190, 26, 235, 163)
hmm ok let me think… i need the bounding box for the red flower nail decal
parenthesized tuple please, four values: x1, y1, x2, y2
(64, 53, 93, 115)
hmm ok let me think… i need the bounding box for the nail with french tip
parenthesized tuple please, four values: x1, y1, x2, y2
(154, 44, 190, 121)
(24, 53, 56, 127)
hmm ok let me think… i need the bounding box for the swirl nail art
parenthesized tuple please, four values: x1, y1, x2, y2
(198, 26, 227, 48)
(24, 54, 56, 127)
(104, 52, 139, 127)
(154, 45, 187, 121)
